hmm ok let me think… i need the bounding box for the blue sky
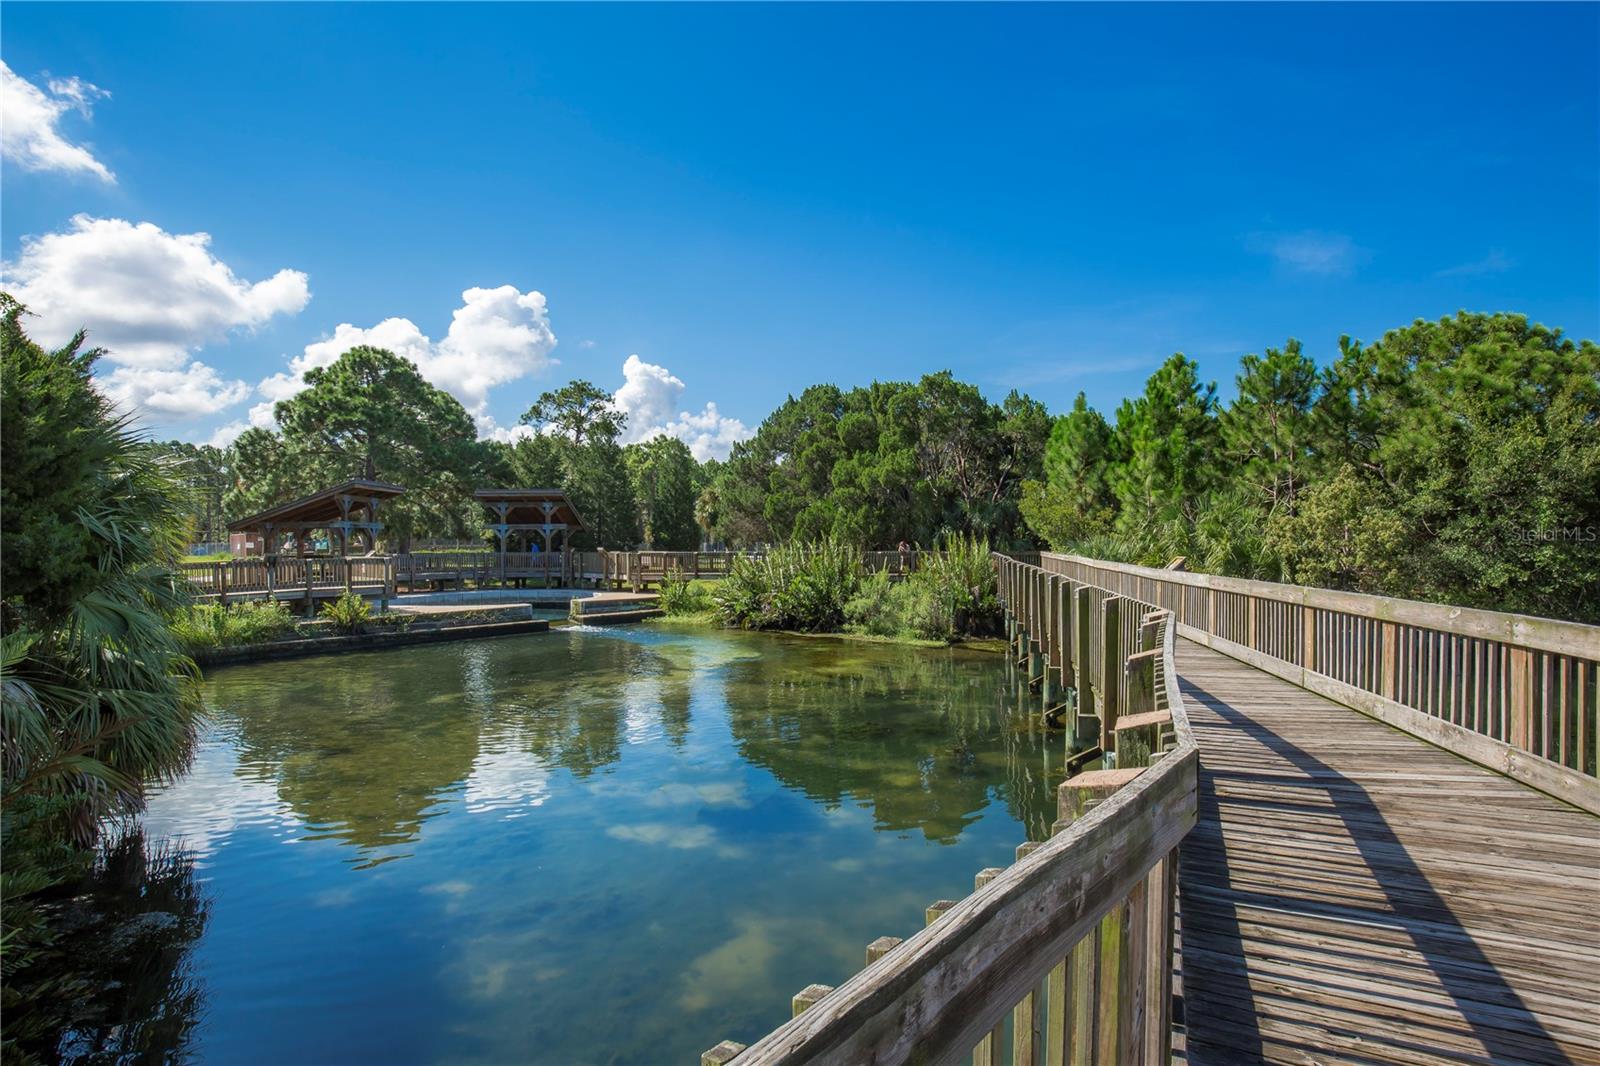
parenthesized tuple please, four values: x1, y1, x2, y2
(3, 3, 1596, 456)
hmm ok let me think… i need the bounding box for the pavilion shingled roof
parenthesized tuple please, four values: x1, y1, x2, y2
(227, 479, 406, 531)
(473, 488, 587, 531)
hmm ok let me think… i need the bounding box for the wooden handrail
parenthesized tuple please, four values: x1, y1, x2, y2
(704, 554, 1197, 1064)
(1043, 552, 1599, 659)
(180, 556, 395, 604)
(1040, 552, 1600, 813)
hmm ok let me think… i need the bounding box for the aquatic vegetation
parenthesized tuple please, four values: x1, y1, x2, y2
(658, 569, 714, 615)
(844, 535, 1000, 641)
(169, 600, 298, 652)
(320, 591, 372, 634)
(713, 539, 863, 632)
(907, 533, 1001, 637)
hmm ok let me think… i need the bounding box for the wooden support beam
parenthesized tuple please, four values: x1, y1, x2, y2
(970, 875, 1008, 1066)
(1058, 767, 1143, 824)
(866, 936, 902, 965)
(1100, 596, 1123, 750)
(700, 1040, 746, 1066)
(1074, 586, 1095, 720)
(1124, 648, 1159, 717)
(792, 984, 833, 1018)
(1060, 577, 1076, 689)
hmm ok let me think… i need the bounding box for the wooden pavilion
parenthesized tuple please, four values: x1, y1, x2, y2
(475, 488, 586, 585)
(228, 478, 406, 557)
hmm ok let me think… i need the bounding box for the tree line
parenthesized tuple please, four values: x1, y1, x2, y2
(1020, 312, 1600, 622)
(145, 310, 1598, 621)
(161, 354, 1053, 555)
(163, 349, 712, 552)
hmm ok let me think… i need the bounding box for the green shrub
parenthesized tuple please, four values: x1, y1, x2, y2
(169, 600, 297, 652)
(714, 539, 863, 631)
(658, 569, 713, 615)
(907, 533, 1000, 638)
(320, 591, 372, 634)
(844, 568, 958, 641)
(843, 569, 898, 635)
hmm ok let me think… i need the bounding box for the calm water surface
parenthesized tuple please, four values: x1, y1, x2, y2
(139, 623, 1062, 1064)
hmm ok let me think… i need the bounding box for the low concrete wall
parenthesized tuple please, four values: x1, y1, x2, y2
(573, 608, 665, 626)
(193, 618, 552, 667)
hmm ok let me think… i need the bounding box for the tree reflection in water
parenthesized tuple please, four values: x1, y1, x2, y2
(107, 627, 1072, 1062)
(9, 831, 209, 1065)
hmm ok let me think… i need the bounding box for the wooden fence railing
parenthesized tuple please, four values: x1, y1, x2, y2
(189, 547, 989, 598)
(180, 556, 396, 605)
(393, 551, 588, 589)
(599, 550, 945, 591)
(1038, 552, 1600, 814)
(700, 553, 1198, 1065)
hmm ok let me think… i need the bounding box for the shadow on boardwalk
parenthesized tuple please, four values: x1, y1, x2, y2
(1175, 642, 1596, 1066)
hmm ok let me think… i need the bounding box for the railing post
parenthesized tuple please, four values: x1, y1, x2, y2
(1380, 621, 1398, 699)
(216, 562, 229, 607)
(1101, 596, 1123, 751)
(1124, 649, 1158, 717)
(1060, 577, 1076, 689)
(700, 1041, 745, 1066)
(1510, 647, 1534, 750)
(1303, 605, 1318, 673)
(1075, 586, 1096, 722)
(792, 984, 833, 1017)
(1142, 852, 1177, 1065)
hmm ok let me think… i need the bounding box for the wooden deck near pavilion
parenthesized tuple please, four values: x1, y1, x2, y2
(1174, 639, 1600, 1065)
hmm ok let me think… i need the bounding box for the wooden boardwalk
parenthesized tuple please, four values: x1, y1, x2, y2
(1174, 639, 1600, 1066)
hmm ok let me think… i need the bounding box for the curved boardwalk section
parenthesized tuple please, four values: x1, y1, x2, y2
(1175, 640, 1600, 1065)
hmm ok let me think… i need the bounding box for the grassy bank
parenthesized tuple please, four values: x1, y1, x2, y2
(651, 538, 1004, 650)
(168, 597, 543, 656)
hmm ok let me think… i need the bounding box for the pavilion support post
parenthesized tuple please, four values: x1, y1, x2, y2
(303, 538, 315, 619)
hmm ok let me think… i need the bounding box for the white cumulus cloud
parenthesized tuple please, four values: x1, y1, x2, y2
(248, 286, 557, 433)
(1, 61, 114, 181)
(612, 354, 751, 461)
(2, 215, 310, 418)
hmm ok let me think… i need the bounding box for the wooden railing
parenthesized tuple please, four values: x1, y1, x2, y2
(701, 554, 1198, 1065)
(599, 550, 944, 591)
(1038, 553, 1600, 814)
(180, 556, 396, 604)
(393, 551, 586, 589)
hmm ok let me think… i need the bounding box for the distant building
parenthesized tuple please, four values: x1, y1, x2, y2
(229, 532, 265, 557)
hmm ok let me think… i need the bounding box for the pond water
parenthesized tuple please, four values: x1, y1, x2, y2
(133, 623, 1062, 1064)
